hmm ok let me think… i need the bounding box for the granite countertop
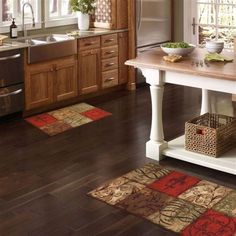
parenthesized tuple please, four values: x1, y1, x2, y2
(0, 28, 128, 53)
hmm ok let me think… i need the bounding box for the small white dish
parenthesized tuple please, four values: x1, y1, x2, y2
(206, 41, 224, 54)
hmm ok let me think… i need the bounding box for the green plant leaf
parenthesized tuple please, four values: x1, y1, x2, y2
(69, 0, 96, 14)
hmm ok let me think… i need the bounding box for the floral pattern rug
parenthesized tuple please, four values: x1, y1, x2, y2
(88, 163, 236, 235)
(25, 103, 111, 136)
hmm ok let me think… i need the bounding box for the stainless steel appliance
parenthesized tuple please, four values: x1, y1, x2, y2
(136, 0, 172, 83)
(0, 49, 24, 117)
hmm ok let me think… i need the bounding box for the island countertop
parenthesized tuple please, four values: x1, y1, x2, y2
(126, 48, 236, 82)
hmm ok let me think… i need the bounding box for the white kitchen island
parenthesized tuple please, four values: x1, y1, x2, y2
(126, 48, 236, 175)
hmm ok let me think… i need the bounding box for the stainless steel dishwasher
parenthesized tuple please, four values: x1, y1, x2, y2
(0, 49, 24, 117)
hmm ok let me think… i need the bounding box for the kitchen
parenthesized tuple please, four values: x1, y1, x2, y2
(0, 0, 236, 235)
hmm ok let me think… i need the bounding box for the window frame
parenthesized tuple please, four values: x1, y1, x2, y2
(44, 0, 77, 28)
(0, 0, 42, 33)
(184, 0, 236, 47)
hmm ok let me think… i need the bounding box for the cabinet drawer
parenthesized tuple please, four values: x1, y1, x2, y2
(101, 45, 118, 59)
(101, 34, 118, 47)
(102, 57, 118, 71)
(102, 70, 118, 88)
(79, 37, 101, 51)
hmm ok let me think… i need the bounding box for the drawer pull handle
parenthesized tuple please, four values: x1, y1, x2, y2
(105, 39, 115, 43)
(84, 42, 95, 46)
(106, 62, 115, 67)
(105, 77, 115, 82)
(0, 54, 21, 61)
(105, 51, 115, 54)
(0, 89, 22, 98)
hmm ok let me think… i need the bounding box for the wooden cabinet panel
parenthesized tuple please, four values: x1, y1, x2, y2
(25, 63, 54, 110)
(79, 49, 101, 94)
(101, 34, 118, 47)
(79, 37, 101, 51)
(102, 69, 118, 88)
(116, 0, 128, 29)
(94, 0, 128, 30)
(118, 32, 128, 84)
(101, 45, 118, 59)
(55, 57, 78, 102)
(102, 57, 118, 72)
(25, 56, 77, 111)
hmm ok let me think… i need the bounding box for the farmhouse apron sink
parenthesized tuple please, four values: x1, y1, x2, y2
(14, 34, 77, 64)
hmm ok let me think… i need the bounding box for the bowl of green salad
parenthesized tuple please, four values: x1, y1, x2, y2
(161, 42, 195, 56)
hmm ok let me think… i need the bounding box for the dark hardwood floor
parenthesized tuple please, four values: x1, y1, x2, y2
(0, 85, 235, 236)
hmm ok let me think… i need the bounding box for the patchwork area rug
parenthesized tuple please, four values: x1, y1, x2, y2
(88, 163, 236, 235)
(25, 103, 111, 136)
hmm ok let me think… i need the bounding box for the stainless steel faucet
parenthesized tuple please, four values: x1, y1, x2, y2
(22, 2, 35, 37)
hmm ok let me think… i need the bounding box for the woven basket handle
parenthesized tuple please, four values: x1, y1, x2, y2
(196, 128, 205, 135)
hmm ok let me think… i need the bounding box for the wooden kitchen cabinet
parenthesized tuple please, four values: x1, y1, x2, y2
(25, 63, 54, 110)
(101, 33, 119, 89)
(116, 0, 128, 29)
(25, 32, 128, 113)
(78, 48, 101, 95)
(55, 57, 77, 102)
(25, 56, 77, 111)
(118, 32, 128, 84)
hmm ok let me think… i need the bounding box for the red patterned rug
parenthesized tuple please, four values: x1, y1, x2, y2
(25, 103, 111, 136)
(88, 163, 236, 235)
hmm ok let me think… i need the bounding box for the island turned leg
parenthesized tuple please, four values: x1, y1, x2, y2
(201, 89, 212, 114)
(141, 68, 168, 161)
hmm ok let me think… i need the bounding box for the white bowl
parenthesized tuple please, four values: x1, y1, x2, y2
(206, 41, 224, 54)
(160, 44, 196, 56)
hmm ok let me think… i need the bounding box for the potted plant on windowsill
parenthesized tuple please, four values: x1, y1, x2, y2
(70, 0, 96, 30)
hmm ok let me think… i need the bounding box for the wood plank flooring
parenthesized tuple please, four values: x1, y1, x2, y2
(0, 85, 235, 236)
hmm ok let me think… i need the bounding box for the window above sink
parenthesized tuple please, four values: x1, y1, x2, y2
(0, 0, 42, 33)
(0, 0, 77, 33)
(45, 0, 77, 28)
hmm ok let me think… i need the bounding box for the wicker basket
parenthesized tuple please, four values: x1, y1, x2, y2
(185, 113, 236, 157)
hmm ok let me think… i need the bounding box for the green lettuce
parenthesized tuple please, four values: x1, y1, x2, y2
(204, 53, 233, 62)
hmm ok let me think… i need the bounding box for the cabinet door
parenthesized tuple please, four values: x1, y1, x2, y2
(55, 56, 78, 102)
(25, 63, 54, 111)
(118, 32, 128, 84)
(78, 49, 101, 95)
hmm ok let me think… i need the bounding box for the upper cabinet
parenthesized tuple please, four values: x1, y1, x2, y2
(93, 0, 128, 29)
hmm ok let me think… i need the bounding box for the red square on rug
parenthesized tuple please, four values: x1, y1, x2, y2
(81, 108, 111, 121)
(26, 114, 58, 128)
(181, 209, 236, 236)
(148, 171, 200, 197)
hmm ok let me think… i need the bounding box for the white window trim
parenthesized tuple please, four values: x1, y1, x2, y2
(45, 17, 77, 28)
(44, 0, 77, 28)
(0, 0, 42, 34)
(0, 23, 42, 34)
(183, 0, 197, 43)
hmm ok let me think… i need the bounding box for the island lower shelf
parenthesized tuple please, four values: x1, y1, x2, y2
(162, 135, 236, 175)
